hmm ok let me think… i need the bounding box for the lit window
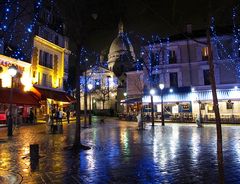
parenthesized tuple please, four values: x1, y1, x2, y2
(202, 47, 209, 60)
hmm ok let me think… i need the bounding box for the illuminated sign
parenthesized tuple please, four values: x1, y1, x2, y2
(0, 58, 24, 72)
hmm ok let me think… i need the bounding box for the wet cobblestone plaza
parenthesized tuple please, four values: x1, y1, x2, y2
(0, 118, 240, 184)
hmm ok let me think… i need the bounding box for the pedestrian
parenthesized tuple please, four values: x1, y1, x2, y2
(29, 109, 34, 124)
(66, 109, 70, 125)
(195, 114, 203, 128)
(136, 111, 143, 129)
(55, 109, 59, 124)
(58, 108, 63, 125)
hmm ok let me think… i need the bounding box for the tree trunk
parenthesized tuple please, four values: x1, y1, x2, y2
(73, 46, 81, 148)
(103, 100, 105, 110)
(83, 71, 88, 127)
(207, 29, 224, 183)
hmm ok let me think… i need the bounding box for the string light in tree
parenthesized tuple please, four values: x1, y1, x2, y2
(210, 15, 240, 79)
(0, 0, 43, 61)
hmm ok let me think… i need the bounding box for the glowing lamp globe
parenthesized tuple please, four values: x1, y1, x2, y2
(8, 66, 17, 77)
(159, 83, 164, 90)
(87, 83, 93, 90)
(150, 89, 155, 96)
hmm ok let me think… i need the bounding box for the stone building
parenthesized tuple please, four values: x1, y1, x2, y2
(125, 28, 240, 122)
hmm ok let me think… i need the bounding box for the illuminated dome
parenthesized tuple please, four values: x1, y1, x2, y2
(108, 21, 135, 76)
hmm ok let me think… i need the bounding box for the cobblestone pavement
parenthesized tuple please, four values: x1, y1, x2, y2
(0, 118, 240, 184)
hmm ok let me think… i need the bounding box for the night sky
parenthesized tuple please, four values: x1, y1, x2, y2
(58, 0, 238, 52)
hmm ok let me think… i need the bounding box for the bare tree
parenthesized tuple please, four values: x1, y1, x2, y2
(93, 87, 117, 110)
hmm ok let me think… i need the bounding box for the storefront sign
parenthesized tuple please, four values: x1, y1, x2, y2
(182, 104, 190, 110)
(179, 103, 192, 112)
(0, 58, 24, 72)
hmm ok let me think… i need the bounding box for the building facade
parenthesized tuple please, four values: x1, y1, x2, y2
(80, 66, 118, 115)
(0, 1, 72, 121)
(125, 31, 240, 123)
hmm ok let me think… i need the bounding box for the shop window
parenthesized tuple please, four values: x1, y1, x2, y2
(202, 47, 209, 61)
(207, 105, 214, 113)
(200, 103, 205, 110)
(226, 100, 233, 109)
(169, 50, 177, 64)
(170, 72, 178, 87)
(203, 69, 210, 85)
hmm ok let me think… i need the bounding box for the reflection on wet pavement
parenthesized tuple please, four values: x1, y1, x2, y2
(0, 119, 240, 183)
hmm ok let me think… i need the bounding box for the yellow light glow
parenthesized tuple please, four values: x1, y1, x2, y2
(34, 35, 66, 89)
(35, 36, 65, 53)
(23, 83, 33, 92)
(21, 72, 33, 91)
(1, 73, 11, 87)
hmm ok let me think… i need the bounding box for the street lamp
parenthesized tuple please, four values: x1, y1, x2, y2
(123, 92, 127, 97)
(8, 65, 17, 136)
(87, 83, 93, 125)
(159, 83, 165, 126)
(150, 88, 155, 126)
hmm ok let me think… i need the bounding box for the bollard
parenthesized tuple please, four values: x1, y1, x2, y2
(30, 144, 39, 171)
(30, 144, 39, 160)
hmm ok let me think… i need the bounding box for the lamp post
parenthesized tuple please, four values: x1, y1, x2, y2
(8, 65, 17, 136)
(123, 92, 127, 113)
(87, 83, 93, 125)
(150, 88, 155, 126)
(197, 100, 202, 124)
(107, 76, 111, 100)
(159, 83, 165, 126)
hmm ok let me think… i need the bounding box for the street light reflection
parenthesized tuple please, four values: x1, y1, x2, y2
(85, 147, 95, 170)
(120, 129, 130, 156)
(191, 129, 200, 162)
(170, 126, 179, 159)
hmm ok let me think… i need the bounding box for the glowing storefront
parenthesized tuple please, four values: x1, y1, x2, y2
(0, 54, 40, 124)
(142, 87, 240, 123)
(31, 35, 73, 117)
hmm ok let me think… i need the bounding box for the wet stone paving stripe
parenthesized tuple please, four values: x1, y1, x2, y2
(0, 120, 240, 183)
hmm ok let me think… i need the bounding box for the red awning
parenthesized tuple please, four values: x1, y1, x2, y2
(34, 86, 75, 102)
(0, 88, 40, 106)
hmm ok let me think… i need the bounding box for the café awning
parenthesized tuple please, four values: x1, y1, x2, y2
(0, 88, 40, 106)
(34, 86, 75, 103)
